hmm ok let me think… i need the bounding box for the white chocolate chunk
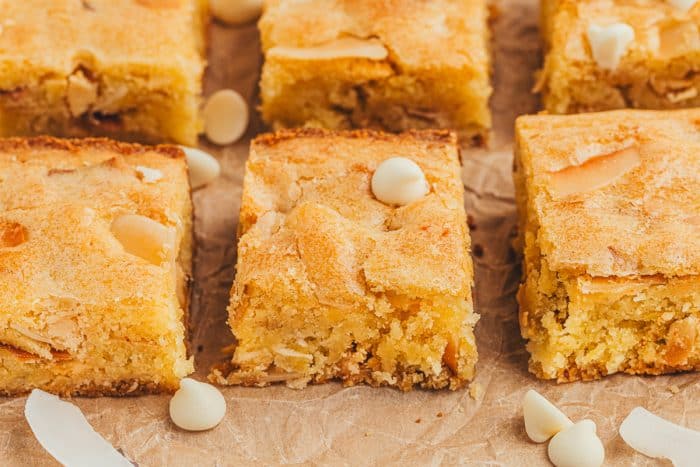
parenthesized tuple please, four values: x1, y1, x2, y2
(549, 146, 641, 198)
(110, 214, 176, 266)
(25, 389, 133, 467)
(587, 23, 635, 70)
(135, 165, 163, 183)
(668, 0, 697, 12)
(371, 157, 429, 206)
(67, 71, 98, 117)
(180, 146, 221, 189)
(169, 378, 226, 431)
(210, 0, 262, 25)
(268, 37, 389, 61)
(620, 406, 700, 466)
(523, 389, 573, 443)
(548, 420, 605, 467)
(202, 89, 249, 146)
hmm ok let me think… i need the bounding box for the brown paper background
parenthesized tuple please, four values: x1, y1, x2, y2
(3, 1, 699, 465)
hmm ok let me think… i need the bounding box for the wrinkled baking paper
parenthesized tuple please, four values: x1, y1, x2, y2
(3, 1, 698, 465)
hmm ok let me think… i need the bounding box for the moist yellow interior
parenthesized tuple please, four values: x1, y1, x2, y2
(225, 291, 477, 391)
(0, 69, 201, 145)
(519, 243, 700, 382)
(541, 0, 700, 114)
(260, 58, 491, 144)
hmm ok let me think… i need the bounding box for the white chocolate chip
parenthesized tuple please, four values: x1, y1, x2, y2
(66, 71, 98, 117)
(135, 166, 163, 183)
(202, 89, 249, 146)
(371, 157, 429, 206)
(548, 420, 605, 467)
(587, 23, 635, 70)
(180, 146, 221, 189)
(522, 390, 573, 443)
(169, 378, 226, 431)
(269, 38, 389, 61)
(620, 406, 700, 466)
(668, 0, 697, 12)
(110, 214, 176, 266)
(209, 0, 262, 25)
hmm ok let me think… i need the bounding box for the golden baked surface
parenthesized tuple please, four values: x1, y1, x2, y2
(0, 0, 206, 144)
(518, 109, 700, 277)
(214, 129, 478, 391)
(259, 0, 491, 142)
(515, 109, 700, 382)
(540, 0, 700, 113)
(0, 137, 193, 396)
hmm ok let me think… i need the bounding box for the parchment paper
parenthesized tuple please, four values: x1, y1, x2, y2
(3, 1, 698, 465)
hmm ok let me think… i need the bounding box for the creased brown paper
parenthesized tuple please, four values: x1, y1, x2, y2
(3, 1, 699, 465)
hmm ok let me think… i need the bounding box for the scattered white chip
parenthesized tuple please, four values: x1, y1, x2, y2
(371, 157, 429, 206)
(24, 389, 133, 467)
(587, 23, 635, 70)
(668, 0, 697, 12)
(209, 0, 263, 25)
(180, 146, 221, 189)
(620, 406, 700, 467)
(523, 389, 573, 443)
(135, 166, 163, 183)
(548, 420, 605, 467)
(169, 378, 227, 431)
(202, 89, 249, 146)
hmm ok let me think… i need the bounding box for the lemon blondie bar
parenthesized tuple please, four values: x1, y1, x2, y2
(213, 129, 478, 390)
(0, 0, 207, 145)
(540, 0, 700, 114)
(514, 109, 700, 382)
(258, 0, 492, 144)
(0, 137, 193, 396)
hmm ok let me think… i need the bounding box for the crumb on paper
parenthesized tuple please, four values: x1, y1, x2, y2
(436, 412, 444, 418)
(415, 418, 421, 424)
(668, 385, 680, 394)
(469, 382, 483, 400)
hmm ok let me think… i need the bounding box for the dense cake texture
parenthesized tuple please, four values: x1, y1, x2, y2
(0, 0, 207, 145)
(540, 0, 700, 114)
(258, 0, 492, 144)
(212, 129, 478, 391)
(0, 137, 193, 396)
(514, 109, 700, 382)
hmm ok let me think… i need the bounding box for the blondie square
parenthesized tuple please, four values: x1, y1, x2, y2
(540, 0, 700, 114)
(258, 0, 492, 144)
(0, 137, 193, 396)
(514, 109, 700, 382)
(213, 129, 478, 390)
(0, 0, 207, 145)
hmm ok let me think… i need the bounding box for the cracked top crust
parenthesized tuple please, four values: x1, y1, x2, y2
(543, 0, 700, 64)
(258, 0, 489, 70)
(516, 109, 700, 278)
(0, 0, 205, 89)
(0, 136, 190, 306)
(237, 129, 472, 301)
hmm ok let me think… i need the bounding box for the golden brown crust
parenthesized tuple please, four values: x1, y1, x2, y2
(515, 109, 700, 383)
(0, 1, 206, 145)
(0, 136, 185, 159)
(252, 128, 458, 147)
(516, 109, 700, 277)
(0, 137, 193, 395)
(218, 129, 477, 391)
(260, 0, 489, 70)
(540, 0, 700, 113)
(258, 0, 491, 141)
